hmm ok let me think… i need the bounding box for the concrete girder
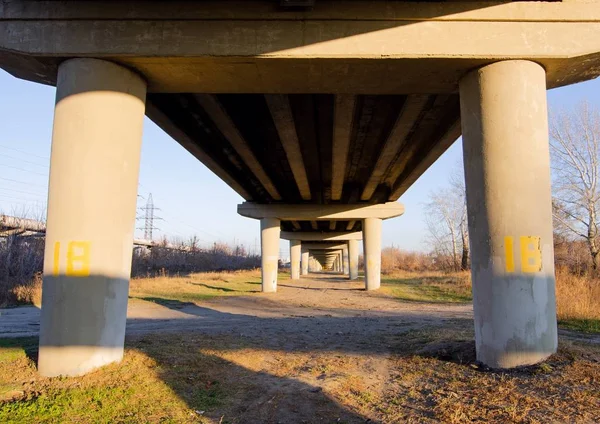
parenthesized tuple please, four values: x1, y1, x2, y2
(280, 231, 363, 241)
(331, 95, 355, 201)
(265, 94, 312, 200)
(195, 94, 281, 200)
(2, 2, 600, 93)
(238, 202, 404, 220)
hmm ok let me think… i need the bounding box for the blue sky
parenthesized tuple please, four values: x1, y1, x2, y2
(0, 69, 598, 256)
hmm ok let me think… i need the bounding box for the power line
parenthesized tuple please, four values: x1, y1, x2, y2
(0, 144, 49, 160)
(0, 186, 47, 197)
(0, 163, 48, 177)
(0, 153, 49, 168)
(0, 177, 48, 188)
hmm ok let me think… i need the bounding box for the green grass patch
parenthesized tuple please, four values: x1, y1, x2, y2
(0, 337, 37, 362)
(559, 318, 600, 334)
(380, 275, 472, 303)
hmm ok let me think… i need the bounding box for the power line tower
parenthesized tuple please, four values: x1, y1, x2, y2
(137, 193, 162, 241)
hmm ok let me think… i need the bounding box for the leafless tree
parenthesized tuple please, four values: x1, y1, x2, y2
(424, 166, 469, 272)
(550, 101, 600, 271)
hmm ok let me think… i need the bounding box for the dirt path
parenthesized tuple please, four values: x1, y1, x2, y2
(0, 274, 473, 339)
(3, 274, 599, 423)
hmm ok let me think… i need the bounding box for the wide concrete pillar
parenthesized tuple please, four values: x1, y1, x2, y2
(38, 59, 146, 377)
(348, 239, 359, 280)
(260, 218, 280, 292)
(301, 249, 309, 275)
(342, 245, 349, 276)
(460, 60, 557, 368)
(363, 217, 382, 290)
(290, 240, 301, 280)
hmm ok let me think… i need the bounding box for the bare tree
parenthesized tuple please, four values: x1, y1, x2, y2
(424, 164, 469, 272)
(424, 187, 464, 271)
(550, 101, 600, 271)
(450, 172, 470, 271)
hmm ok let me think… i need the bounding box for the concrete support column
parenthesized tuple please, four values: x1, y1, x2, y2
(38, 59, 146, 377)
(460, 60, 557, 368)
(301, 249, 309, 275)
(348, 239, 359, 280)
(363, 217, 382, 290)
(342, 244, 349, 276)
(290, 240, 301, 280)
(260, 218, 280, 293)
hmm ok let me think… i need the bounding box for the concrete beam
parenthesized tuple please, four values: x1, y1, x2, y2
(238, 201, 404, 220)
(302, 243, 349, 250)
(362, 95, 430, 200)
(265, 94, 311, 200)
(280, 231, 363, 241)
(2, 2, 600, 92)
(145, 101, 251, 199)
(389, 120, 462, 199)
(331, 95, 355, 200)
(194, 94, 281, 200)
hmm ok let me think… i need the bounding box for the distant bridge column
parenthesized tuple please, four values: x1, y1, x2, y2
(342, 244, 349, 276)
(460, 60, 557, 369)
(301, 248, 309, 275)
(363, 217, 382, 290)
(290, 240, 301, 280)
(260, 218, 280, 292)
(348, 239, 359, 280)
(38, 59, 146, 377)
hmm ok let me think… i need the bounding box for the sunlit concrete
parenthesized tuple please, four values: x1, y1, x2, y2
(301, 249, 309, 275)
(280, 231, 362, 241)
(260, 218, 280, 293)
(342, 244, 350, 276)
(238, 202, 405, 220)
(348, 239, 359, 280)
(363, 218, 382, 291)
(460, 60, 557, 369)
(38, 59, 146, 377)
(290, 240, 301, 280)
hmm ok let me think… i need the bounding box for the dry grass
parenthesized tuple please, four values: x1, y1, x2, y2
(2, 326, 599, 423)
(555, 267, 600, 320)
(381, 269, 600, 332)
(0, 274, 42, 308)
(128, 269, 269, 303)
(380, 270, 472, 303)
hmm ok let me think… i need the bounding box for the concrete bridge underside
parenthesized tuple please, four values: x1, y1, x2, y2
(2, 0, 600, 376)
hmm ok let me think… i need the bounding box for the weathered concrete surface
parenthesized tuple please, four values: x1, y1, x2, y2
(301, 249, 309, 275)
(238, 202, 405, 220)
(342, 245, 350, 276)
(2, 1, 600, 92)
(38, 58, 146, 377)
(290, 240, 301, 280)
(363, 218, 382, 291)
(280, 231, 363, 241)
(460, 60, 557, 368)
(260, 218, 280, 293)
(348, 239, 359, 280)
